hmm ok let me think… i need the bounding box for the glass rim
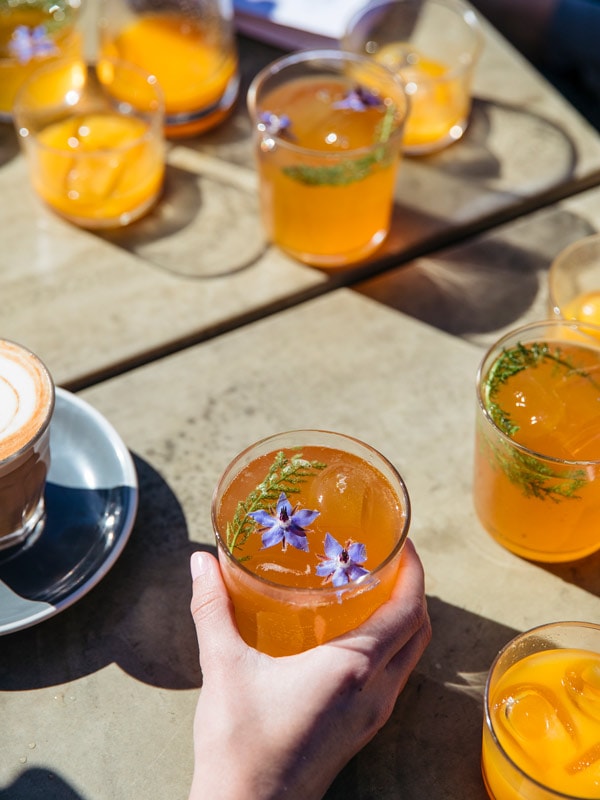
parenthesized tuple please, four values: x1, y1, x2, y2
(343, 0, 484, 83)
(484, 620, 600, 800)
(246, 48, 410, 159)
(476, 317, 600, 467)
(549, 232, 600, 314)
(211, 428, 411, 597)
(13, 57, 165, 152)
(0, 338, 55, 468)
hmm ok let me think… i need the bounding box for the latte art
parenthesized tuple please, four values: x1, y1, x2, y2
(0, 341, 54, 463)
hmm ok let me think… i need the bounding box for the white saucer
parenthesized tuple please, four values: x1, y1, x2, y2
(0, 387, 138, 634)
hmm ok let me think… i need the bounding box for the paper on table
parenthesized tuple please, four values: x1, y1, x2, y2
(233, 0, 369, 50)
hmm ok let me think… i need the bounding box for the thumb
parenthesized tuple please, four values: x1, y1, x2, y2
(189, 551, 241, 667)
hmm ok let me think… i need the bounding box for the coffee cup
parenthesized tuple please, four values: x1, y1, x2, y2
(0, 339, 55, 551)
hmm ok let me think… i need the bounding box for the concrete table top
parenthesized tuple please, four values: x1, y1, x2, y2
(1, 289, 597, 799)
(1, 4, 600, 390)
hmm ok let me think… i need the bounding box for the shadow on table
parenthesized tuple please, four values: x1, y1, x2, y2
(97, 161, 266, 279)
(0, 768, 85, 800)
(0, 123, 19, 168)
(0, 454, 204, 692)
(326, 596, 518, 800)
(356, 208, 597, 338)
(539, 546, 600, 598)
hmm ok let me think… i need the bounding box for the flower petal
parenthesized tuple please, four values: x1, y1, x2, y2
(331, 568, 350, 587)
(261, 526, 284, 549)
(347, 541, 367, 565)
(285, 529, 310, 552)
(323, 532, 343, 558)
(291, 508, 320, 528)
(248, 509, 277, 527)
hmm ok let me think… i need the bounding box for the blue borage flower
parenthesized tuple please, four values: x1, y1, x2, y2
(257, 111, 294, 139)
(332, 86, 385, 112)
(249, 491, 319, 552)
(10, 25, 57, 64)
(316, 533, 370, 587)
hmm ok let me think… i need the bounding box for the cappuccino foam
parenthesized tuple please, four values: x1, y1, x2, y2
(0, 340, 54, 462)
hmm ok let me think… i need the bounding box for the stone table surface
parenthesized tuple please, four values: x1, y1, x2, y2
(1, 2, 600, 390)
(1, 289, 598, 800)
(2, 4, 600, 798)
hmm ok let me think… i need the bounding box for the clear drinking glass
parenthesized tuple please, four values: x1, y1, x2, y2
(212, 429, 411, 656)
(0, 339, 55, 552)
(482, 621, 600, 799)
(14, 57, 165, 229)
(473, 319, 600, 562)
(98, 0, 239, 138)
(342, 0, 483, 154)
(0, 0, 83, 121)
(549, 233, 600, 329)
(247, 49, 409, 268)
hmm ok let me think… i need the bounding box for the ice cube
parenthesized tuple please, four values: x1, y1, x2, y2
(495, 683, 578, 771)
(564, 658, 600, 721)
(304, 462, 375, 540)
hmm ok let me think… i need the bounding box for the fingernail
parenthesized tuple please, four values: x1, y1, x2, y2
(190, 551, 209, 581)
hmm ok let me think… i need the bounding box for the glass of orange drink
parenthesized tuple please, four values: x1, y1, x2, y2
(0, 0, 82, 122)
(482, 621, 600, 800)
(342, 0, 483, 155)
(13, 57, 165, 229)
(98, 0, 239, 138)
(246, 49, 410, 268)
(473, 319, 600, 563)
(549, 234, 600, 331)
(211, 430, 411, 656)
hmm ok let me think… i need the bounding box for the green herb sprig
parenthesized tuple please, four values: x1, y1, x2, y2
(483, 341, 596, 501)
(226, 450, 326, 554)
(283, 102, 397, 188)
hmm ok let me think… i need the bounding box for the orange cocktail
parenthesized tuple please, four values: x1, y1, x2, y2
(212, 430, 410, 656)
(549, 234, 600, 336)
(98, 0, 239, 137)
(0, 0, 82, 120)
(14, 59, 165, 228)
(474, 320, 600, 562)
(482, 622, 600, 800)
(342, 0, 483, 154)
(373, 43, 472, 151)
(247, 50, 409, 268)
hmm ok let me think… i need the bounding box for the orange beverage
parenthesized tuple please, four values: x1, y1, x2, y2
(0, 0, 82, 121)
(549, 234, 600, 335)
(98, 0, 239, 137)
(247, 50, 409, 268)
(473, 320, 600, 562)
(212, 430, 410, 656)
(374, 43, 471, 151)
(342, 0, 482, 154)
(14, 59, 165, 229)
(482, 622, 600, 800)
(562, 291, 600, 327)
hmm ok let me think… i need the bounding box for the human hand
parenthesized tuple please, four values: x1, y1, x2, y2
(188, 538, 431, 800)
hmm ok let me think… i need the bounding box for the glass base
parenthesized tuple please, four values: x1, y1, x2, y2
(164, 74, 240, 138)
(402, 116, 469, 156)
(0, 497, 46, 554)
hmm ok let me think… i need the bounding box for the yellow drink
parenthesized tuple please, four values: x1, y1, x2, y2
(99, 11, 238, 137)
(375, 43, 470, 151)
(213, 431, 410, 656)
(30, 113, 164, 226)
(15, 59, 165, 228)
(474, 322, 600, 562)
(483, 647, 600, 799)
(562, 290, 600, 328)
(248, 51, 408, 268)
(0, 1, 82, 120)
